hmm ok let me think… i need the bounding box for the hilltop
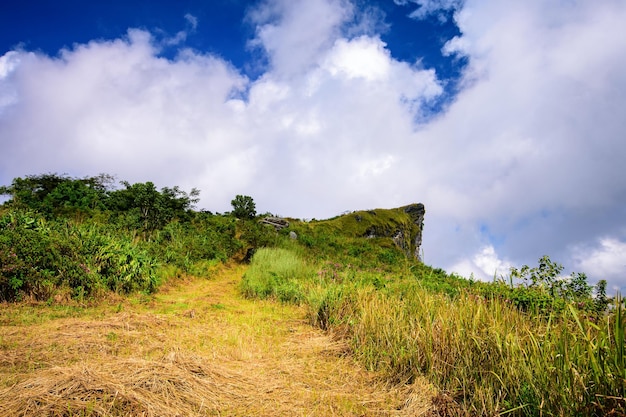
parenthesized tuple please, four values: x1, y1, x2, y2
(286, 203, 425, 260)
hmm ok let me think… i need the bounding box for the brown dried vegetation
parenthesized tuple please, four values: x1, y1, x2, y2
(0, 264, 436, 416)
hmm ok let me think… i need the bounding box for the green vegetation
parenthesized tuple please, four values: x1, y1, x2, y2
(230, 194, 256, 220)
(240, 226, 623, 416)
(2, 173, 623, 416)
(0, 174, 247, 301)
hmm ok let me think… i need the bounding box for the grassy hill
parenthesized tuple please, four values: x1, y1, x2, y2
(1, 174, 624, 416)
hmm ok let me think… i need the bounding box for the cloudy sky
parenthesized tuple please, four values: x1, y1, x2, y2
(1, 0, 625, 290)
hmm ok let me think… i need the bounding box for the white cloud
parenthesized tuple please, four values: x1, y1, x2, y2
(571, 238, 626, 288)
(184, 13, 198, 31)
(399, 0, 464, 20)
(0, 51, 22, 112)
(1, 0, 626, 290)
(412, 1, 626, 285)
(323, 36, 391, 81)
(450, 245, 513, 281)
(247, 0, 353, 76)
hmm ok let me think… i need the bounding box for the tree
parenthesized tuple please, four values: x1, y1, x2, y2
(0, 173, 112, 216)
(107, 181, 200, 232)
(510, 255, 564, 293)
(231, 195, 256, 220)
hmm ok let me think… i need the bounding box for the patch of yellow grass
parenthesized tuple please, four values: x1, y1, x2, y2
(0, 263, 436, 416)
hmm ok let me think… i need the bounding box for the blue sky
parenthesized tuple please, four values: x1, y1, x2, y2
(1, 0, 626, 291)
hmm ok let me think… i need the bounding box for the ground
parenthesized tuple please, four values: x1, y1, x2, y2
(0, 264, 434, 416)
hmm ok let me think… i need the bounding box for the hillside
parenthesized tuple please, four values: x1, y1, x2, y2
(1, 174, 623, 416)
(287, 203, 425, 260)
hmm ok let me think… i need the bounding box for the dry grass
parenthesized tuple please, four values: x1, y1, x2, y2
(0, 352, 252, 416)
(0, 264, 436, 416)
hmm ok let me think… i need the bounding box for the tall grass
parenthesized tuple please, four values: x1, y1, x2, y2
(243, 247, 626, 416)
(240, 248, 313, 303)
(348, 287, 626, 415)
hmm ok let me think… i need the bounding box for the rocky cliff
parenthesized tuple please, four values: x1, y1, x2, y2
(290, 203, 425, 261)
(359, 203, 425, 260)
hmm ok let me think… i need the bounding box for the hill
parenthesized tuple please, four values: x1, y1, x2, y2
(1, 173, 623, 416)
(287, 203, 425, 260)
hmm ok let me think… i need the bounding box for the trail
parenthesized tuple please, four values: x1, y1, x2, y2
(0, 264, 434, 416)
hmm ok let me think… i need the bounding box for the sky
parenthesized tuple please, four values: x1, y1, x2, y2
(1, 0, 626, 291)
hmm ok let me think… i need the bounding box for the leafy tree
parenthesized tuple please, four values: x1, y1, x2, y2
(511, 255, 564, 293)
(509, 255, 599, 312)
(0, 173, 70, 209)
(231, 195, 256, 220)
(0, 173, 113, 216)
(564, 272, 592, 300)
(107, 181, 199, 232)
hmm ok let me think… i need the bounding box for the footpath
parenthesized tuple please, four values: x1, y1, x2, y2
(0, 264, 433, 416)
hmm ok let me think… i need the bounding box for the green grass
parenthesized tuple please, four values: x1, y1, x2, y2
(243, 246, 626, 416)
(240, 248, 314, 303)
(4, 194, 623, 416)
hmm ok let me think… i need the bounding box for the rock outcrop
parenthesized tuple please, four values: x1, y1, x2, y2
(403, 203, 425, 260)
(358, 203, 425, 261)
(259, 204, 425, 261)
(260, 217, 290, 231)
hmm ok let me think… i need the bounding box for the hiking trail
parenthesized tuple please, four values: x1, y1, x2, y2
(0, 264, 434, 416)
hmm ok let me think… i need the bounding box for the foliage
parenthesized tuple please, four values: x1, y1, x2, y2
(149, 214, 242, 272)
(504, 256, 602, 314)
(0, 173, 246, 301)
(106, 181, 199, 232)
(0, 209, 159, 301)
(93, 238, 158, 294)
(0, 173, 112, 217)
(243, 238, 620, 416)
(1, 174, 199, 233)
(230, 195, 256, 220)
(238, 218, 279, 248)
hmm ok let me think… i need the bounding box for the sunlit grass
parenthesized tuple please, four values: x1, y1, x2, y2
(1, 263, 417, 415)
(243, 247, 626, 416)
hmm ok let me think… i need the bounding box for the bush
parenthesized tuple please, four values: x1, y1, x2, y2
(0, 209, 159, 301)
(0, 210, 62, 300)
(94, 239, 158, 294)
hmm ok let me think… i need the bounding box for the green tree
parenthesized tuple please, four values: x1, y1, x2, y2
(564, 272, 592, 300)
(0, 173, 113, 216)
(107, 181, 199, 232)
(511, 255, 564, 293)
(231, 195, 256, 220)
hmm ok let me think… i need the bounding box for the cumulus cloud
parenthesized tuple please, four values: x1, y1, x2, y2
(0, 29, 250, 203)
(450, 245, 513, 281)
(414, 0, 626, 286)
(247, 0, 353, 76)
(1, 0, 626, 289)
(571, 238, 626, 288)
(0, 1, 441, 216)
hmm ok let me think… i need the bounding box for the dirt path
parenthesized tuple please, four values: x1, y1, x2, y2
(0, 264, 434, 416)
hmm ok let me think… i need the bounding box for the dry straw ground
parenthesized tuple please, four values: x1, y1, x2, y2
(0, 264, 435, 416)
